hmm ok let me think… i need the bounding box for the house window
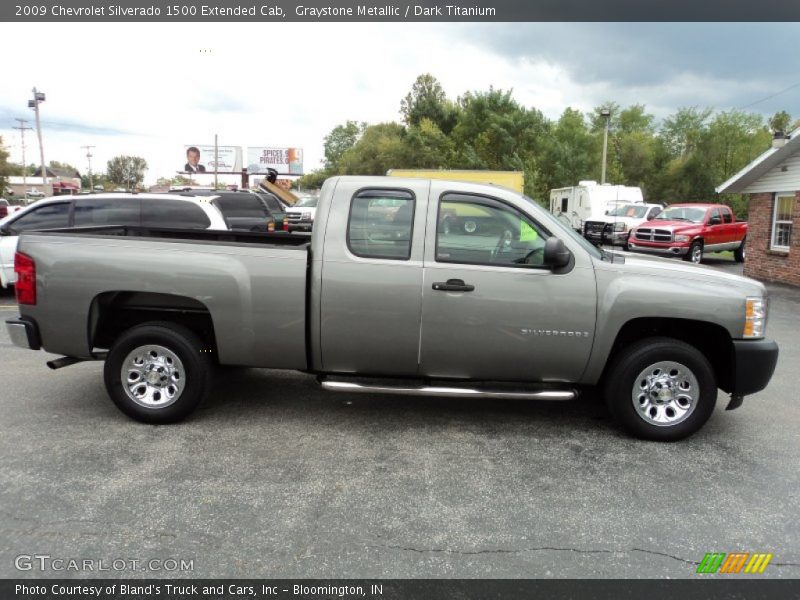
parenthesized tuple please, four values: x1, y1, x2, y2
(771, 193, 795, 250)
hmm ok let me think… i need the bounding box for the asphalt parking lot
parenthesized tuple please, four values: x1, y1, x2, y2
(1, 257, 798, 579)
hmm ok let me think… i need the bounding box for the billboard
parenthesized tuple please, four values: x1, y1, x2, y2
(182, 145, 242, 173)
(247, 147, 303, 175)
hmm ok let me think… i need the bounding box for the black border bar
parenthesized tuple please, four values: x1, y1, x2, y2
(3, 579, 800, 600)
(4, 0, 800, 22)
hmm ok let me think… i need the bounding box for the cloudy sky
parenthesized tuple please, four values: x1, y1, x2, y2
(1, 22, 799, 184)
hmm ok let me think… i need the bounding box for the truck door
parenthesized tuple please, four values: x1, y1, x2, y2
(419, 186, 597, 382)
(318, 179, 429, 375)
(705, 208, 725, 247)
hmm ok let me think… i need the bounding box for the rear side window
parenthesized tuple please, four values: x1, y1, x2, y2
(256, 193, 283, 214)
(347, 189, 415, 260)
(213, 195, 270, 218)
(722, 208, 733, 223)
(9, 202, 71, 233)
(73, 197, 141, 227)
(141, 199, 211, 229)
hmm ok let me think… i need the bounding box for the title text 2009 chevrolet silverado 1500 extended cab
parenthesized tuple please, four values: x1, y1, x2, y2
(5, 177, 779, 441)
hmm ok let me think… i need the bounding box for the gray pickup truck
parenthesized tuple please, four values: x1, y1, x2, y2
(5, 176, 779, 441)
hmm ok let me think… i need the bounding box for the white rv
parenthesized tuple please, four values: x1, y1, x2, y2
(549, 181, 644, 232)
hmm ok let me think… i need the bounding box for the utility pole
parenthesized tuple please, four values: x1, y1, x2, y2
(214, 133, 219, 189)
(81, 145, 95, 190)
(600, 108, 611, 185)
(13, 118, 33, 190)
(28, 88, 47, 184)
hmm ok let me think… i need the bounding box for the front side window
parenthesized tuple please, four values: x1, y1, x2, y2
(141, 199, 211, 229)
(73, 198, 141, 227)
(436, 194, 548, 267)
(347, 189, 415, 260)
(8, 202, 71, 233)
(772, 194, 795, 250)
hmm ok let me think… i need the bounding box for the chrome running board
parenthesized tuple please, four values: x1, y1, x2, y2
(320, 380, 575, 401)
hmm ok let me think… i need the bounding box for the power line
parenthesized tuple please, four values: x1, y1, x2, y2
(738, 80, 800, 110)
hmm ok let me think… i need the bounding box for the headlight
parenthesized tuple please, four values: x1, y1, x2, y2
(613, 222, 627, 232)
(744, 297, 767, 339)
(674, 234, 690, 242)
(302, 211, 312, 220)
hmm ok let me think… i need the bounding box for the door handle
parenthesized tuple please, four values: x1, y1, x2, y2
(432, 279, 475, 292)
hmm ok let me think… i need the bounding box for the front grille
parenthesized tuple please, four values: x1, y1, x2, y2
(584, 221, 607, 236)
(634, 228, 672, 242)
(287, 212, 303, 223)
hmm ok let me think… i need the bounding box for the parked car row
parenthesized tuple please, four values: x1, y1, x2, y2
(581, 202, 747, 264)
(0, 190, 299, 288)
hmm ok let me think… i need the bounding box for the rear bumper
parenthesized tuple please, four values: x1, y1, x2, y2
(628, 242, 689, 257)
(6, 317, 41, 350)
(731, 338, 779, 397)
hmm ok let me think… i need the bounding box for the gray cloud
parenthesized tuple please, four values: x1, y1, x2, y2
(1, 106, 139, 136)
(458, 23, 800, 117)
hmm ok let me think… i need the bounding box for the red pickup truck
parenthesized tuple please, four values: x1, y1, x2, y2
(628, 203, 747, 264)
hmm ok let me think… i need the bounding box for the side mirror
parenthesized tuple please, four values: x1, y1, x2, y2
(543, 237, 571, 269)
(0, 224, 9, 236)
(709, 216, 722, 226)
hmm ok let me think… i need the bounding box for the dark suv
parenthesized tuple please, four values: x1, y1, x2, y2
(173, 190, 283, 233)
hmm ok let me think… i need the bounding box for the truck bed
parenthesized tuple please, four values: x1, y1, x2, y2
(16, 226, 311, 369)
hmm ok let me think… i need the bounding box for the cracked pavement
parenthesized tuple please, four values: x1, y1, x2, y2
(0, 263, 798, 578)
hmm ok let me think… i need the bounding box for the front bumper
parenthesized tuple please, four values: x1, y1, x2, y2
(628, 242, 689, 257)
(731, 338, 779, 397)
(6, 317, 41, 350)
(287, 222, 313, 232)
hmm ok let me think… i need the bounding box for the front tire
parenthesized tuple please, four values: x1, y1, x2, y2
(603, 337, 717, 441)
(684, 240, 703, 264)
(104, 322, 212, 423)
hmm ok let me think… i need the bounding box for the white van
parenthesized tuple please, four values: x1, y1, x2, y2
(550, 181, 644, 232)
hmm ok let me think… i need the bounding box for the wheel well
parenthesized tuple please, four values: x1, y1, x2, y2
(604, 317, 734, 392)
(89, 292, 216, 353)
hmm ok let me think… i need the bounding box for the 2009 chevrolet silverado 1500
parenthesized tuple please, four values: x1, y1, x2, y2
(5, 177, 779, 441)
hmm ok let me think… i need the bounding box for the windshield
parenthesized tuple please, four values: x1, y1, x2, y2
(295, 197, 318, 208)
(655, 206, 706, 223)
(521, 195, 603, 259)
(608, 204, 648, 218)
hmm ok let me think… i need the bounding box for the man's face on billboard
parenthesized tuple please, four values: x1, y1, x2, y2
(187, 149, 200, 166)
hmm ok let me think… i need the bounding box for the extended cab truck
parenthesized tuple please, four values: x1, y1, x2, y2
(5, 177, 779, 441)
(628, 203, 747, 264)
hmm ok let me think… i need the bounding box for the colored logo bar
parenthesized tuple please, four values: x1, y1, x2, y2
(697, 552, 773, 574)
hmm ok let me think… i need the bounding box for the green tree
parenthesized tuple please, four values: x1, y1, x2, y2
(400, 74, 460, 134)
(337, 123, 409, 175)
(769, 110, 792, 134)
(660, 107, 712, 158)
(404, 118, 454, 168)
(541, 107, 596, 192)
(106, 155, 148, 189)
(323, 121, 366, 170)
(0, 137, 10, 196)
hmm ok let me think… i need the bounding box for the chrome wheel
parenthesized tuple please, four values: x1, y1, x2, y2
(632, 361, 699, 427)
(690, 243, 703, 263)
(121, 344, 185, 409)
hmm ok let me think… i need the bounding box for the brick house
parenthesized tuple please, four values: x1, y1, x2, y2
(717, 129, 800, 286)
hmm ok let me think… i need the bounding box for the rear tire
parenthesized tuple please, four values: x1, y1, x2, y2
(603, 337, 717, 441)
(103, 322, 212, 423)
(734, 236, 746, 263)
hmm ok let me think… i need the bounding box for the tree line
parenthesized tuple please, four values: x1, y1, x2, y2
(299, 74, 797, 217)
